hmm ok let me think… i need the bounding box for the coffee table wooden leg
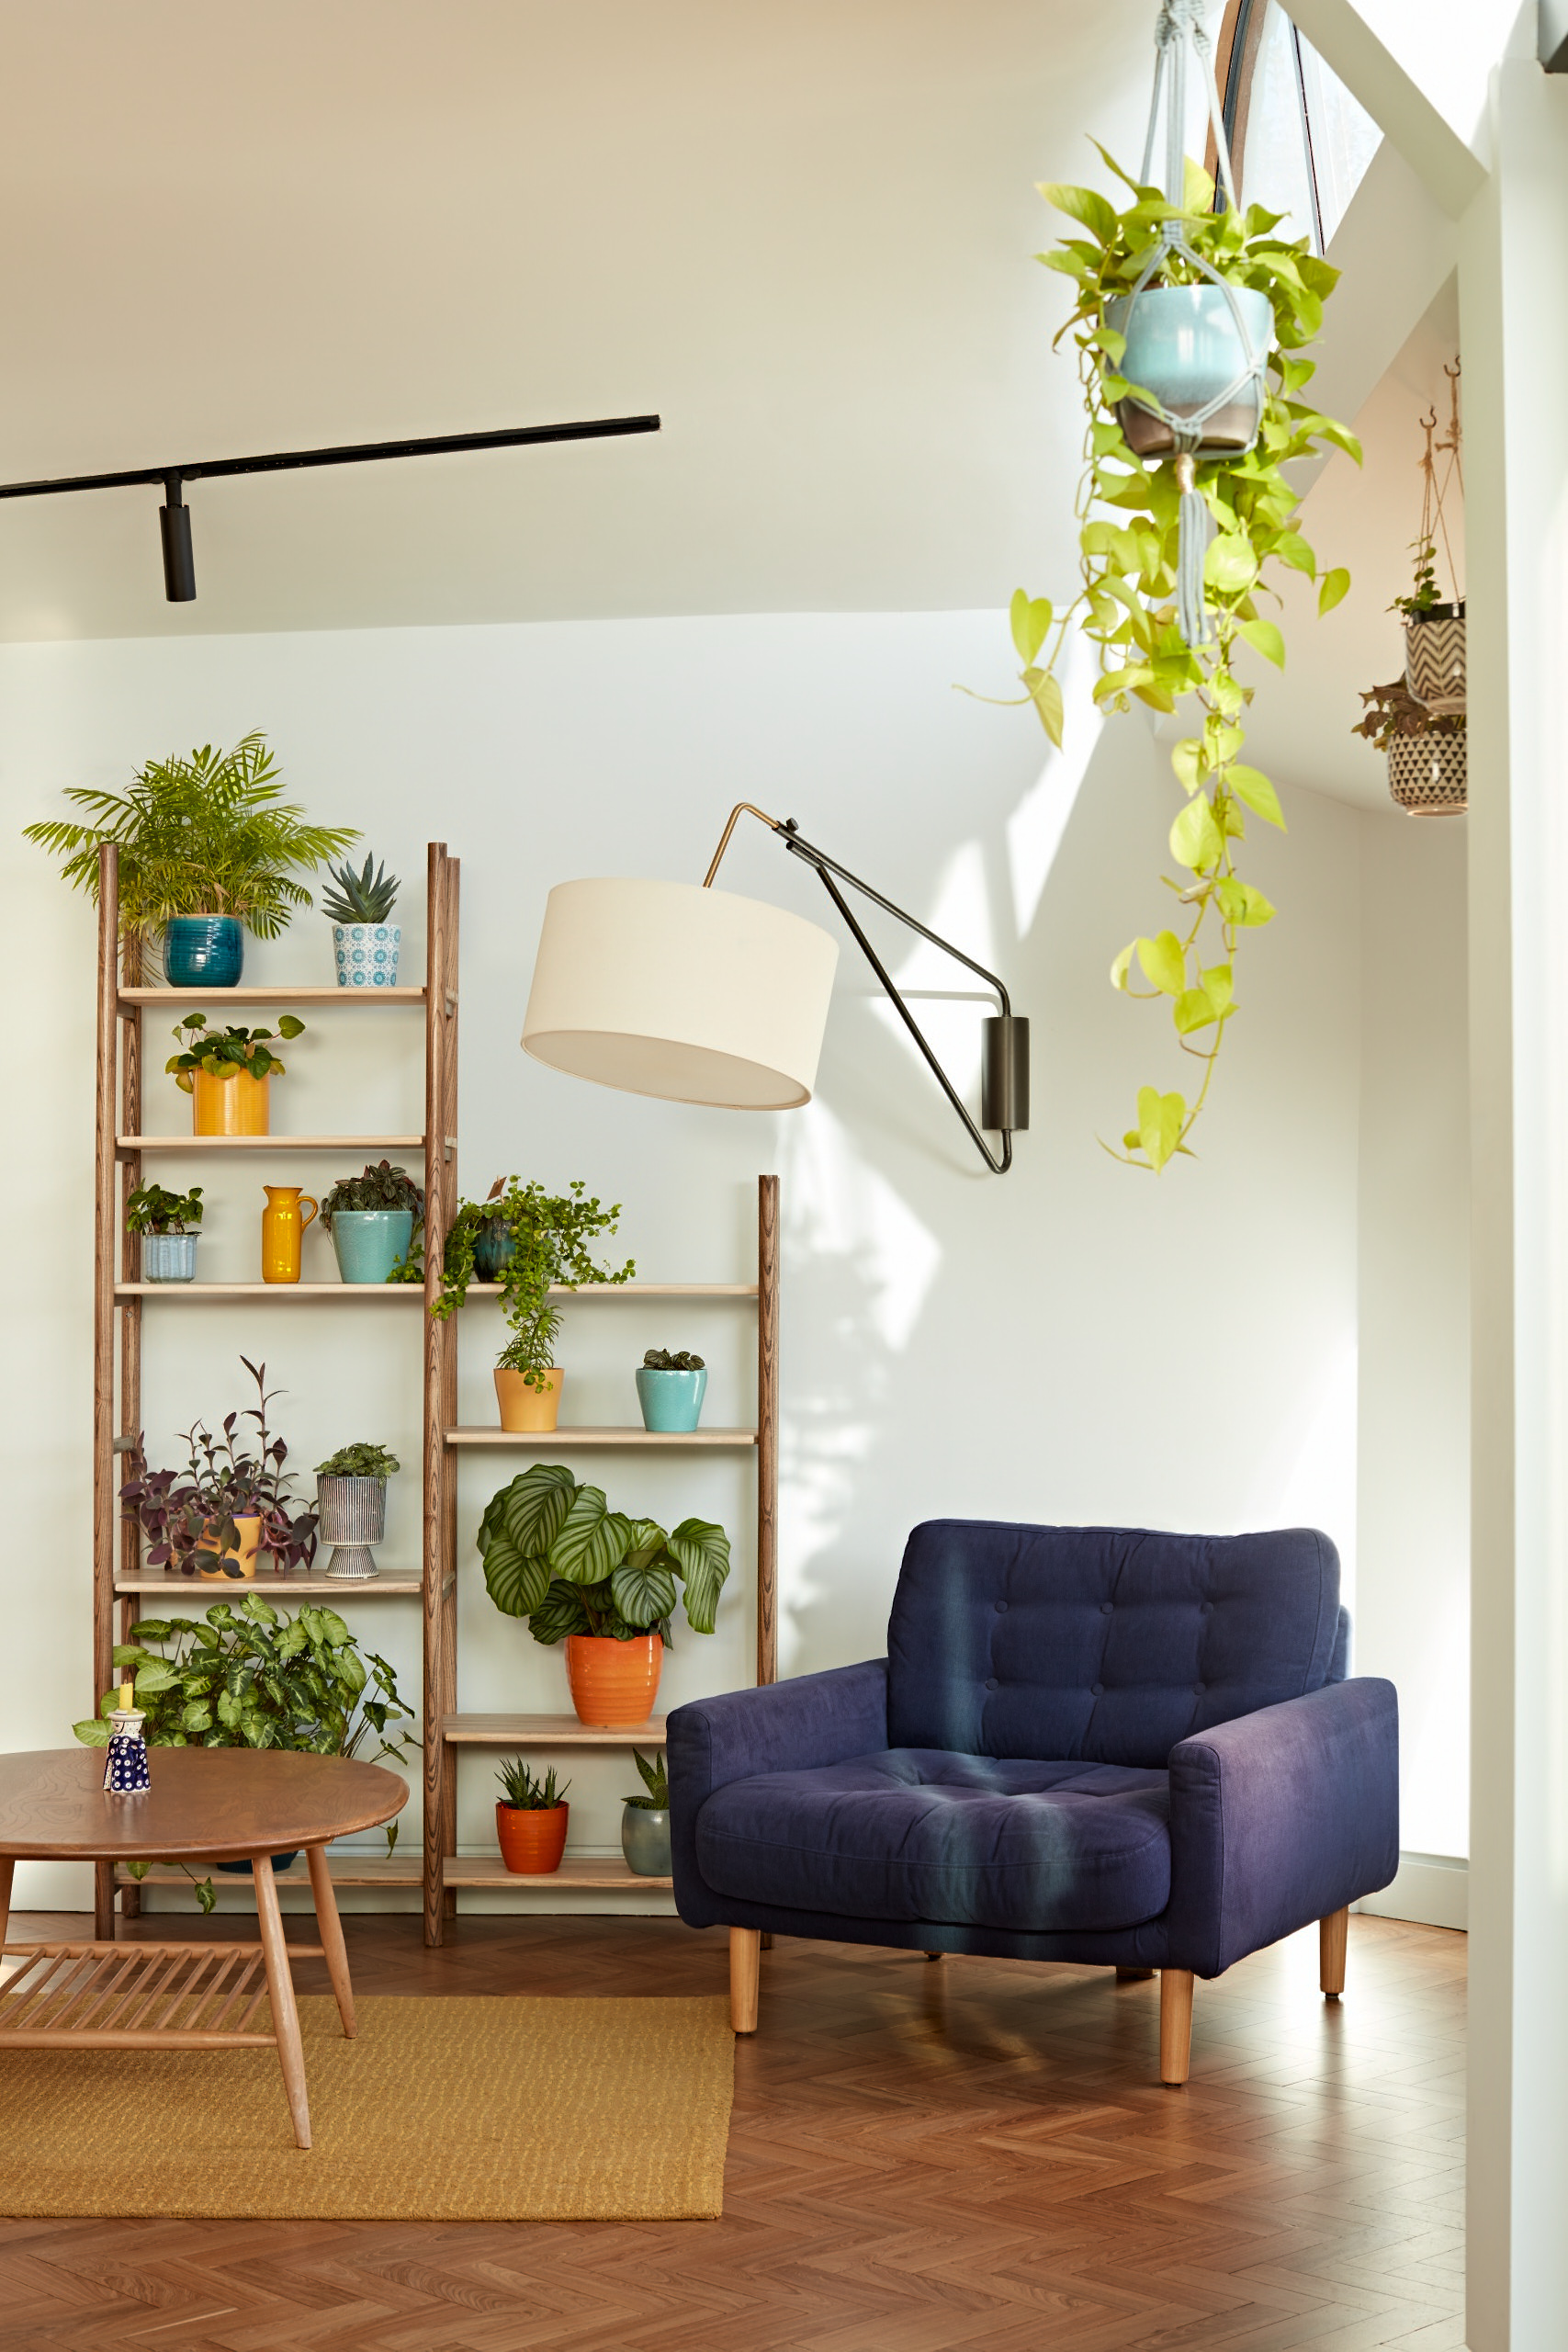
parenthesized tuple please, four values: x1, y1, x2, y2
(0, 1857, 12, 1955)
(254, 1854, 311, 2151)
(305, 1843, 355, 2040)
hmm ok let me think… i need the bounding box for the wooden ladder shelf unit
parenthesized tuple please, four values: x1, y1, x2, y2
(91, 840, 779, 1946)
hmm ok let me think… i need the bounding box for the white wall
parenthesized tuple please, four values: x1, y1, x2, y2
(0, 608, 1366, 1908)
(1355, 808, 1471, 1868)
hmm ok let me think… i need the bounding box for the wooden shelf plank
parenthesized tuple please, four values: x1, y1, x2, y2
(118, 1134, 428, 1153)
(114, 1854, 420, 1888)
(444, 1713, 667, 1747)
(115, 1282, 422, 1299)
(442, 1855, 672, 1891)
(446, 1427, 757, 1448)
(117, 1571, 423, 1597)
(480, 1283, 759, 1300)
(119, 987, 427, 1006)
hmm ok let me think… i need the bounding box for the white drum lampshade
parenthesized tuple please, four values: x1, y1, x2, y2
(522, 877, 840, 1110)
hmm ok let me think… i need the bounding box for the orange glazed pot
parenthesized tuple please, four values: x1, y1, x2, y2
(493, 1368, 563, 1432)
(495, 1800, 569, 1874)
(566, 1633, 663, 1727)
(192, 1067, 270, 1136)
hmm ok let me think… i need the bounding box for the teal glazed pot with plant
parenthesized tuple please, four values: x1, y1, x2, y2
(163, 915, 244, 988)
(331, 1209, 413, 1284)
(1104, 286, 1273, 457)
(636, 1350, 706, 1432)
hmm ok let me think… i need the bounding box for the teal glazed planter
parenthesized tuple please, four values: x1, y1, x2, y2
(1105, 285, 1272, 457)
(636, 1365, 707, 1432)
(472, 1222, 515, 1282)
(621, 1805, 672, 1877)
(142, 1232, 198, 1283)
(330, 1208, 413, 1283)
(164, 915, 244, 988)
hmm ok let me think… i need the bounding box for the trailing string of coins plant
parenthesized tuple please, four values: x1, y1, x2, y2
(1003, 153, 1359, 1170)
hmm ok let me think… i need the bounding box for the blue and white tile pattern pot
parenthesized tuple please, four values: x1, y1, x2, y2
(333, 922, 401, 988)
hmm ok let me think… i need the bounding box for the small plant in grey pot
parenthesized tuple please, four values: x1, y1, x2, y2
(127, 1181, 205, 1283)
(323, 853, 400, 989)
(314, 1441, 400, 1580)
(636, 1347, 706, 1432)
(621, 1747, 671, 1877)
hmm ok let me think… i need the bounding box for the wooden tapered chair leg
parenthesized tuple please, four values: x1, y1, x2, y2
(1320, 1905, 1348, 2001)
(1159, 1968, 1193, 2086)
(729, 1927, 761, 2033)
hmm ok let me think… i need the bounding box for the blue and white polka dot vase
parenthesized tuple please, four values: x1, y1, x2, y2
(103, 1709, 151, 1794)
(332, 922, 401, 989)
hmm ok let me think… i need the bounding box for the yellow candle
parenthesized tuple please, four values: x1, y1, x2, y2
(118, 1681, 134, 1710)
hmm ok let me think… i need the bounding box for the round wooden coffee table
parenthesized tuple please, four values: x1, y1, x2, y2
(0, 1747, 406, 2149)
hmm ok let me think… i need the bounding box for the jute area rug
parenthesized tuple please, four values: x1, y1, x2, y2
(0, 1995, 734, 2221)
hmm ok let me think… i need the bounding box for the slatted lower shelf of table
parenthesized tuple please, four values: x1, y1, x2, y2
(0, 1939, 313, 2048)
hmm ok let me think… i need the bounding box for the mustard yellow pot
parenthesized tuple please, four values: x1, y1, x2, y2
(191, 1066, 270, 1136)
(261, 1185, 318, 1283)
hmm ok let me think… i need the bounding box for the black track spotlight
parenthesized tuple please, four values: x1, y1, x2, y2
(159, 473, 196, 602)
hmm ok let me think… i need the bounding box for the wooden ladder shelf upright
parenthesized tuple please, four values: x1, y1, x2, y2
(90, 840, 778, 1944)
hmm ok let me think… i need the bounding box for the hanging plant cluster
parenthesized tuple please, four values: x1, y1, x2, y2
(1355, 363, 1465, 816)
(979, 2, 1359, 1171)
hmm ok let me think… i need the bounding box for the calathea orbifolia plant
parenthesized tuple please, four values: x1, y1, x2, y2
(478, 1463, 730, 1645)
(987, 153, 1359, 1170)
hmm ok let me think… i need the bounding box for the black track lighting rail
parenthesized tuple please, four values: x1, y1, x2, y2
(0, 413, 661, 601)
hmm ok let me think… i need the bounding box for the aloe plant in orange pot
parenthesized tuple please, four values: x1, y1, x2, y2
(477, 1463, 732, 1726)
(494, 1759, 570, 1873)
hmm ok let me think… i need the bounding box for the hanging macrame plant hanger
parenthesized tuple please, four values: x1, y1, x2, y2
(1118, 0, 1272, 646)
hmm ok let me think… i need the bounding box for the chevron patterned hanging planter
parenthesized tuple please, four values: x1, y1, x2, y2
(1404, 603, 1466, 716)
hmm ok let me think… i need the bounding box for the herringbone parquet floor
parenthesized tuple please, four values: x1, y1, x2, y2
(0, 1908, 1465, 2352)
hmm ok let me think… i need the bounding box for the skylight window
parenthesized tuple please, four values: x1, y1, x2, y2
(1213, 0, 1382, 251)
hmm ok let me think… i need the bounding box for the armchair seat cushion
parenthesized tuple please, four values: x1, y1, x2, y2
(694, 1748, 1171, 1933)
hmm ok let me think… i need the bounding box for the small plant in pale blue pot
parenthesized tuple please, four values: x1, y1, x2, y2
(126, 1181, 204, 1283)
(621, 1747, 672, 1877)
(635, 1348, 706, 1432)
(321, 1161, 423, 1283)
(164, 914, 245, 988)
(323, 854, 400, 988)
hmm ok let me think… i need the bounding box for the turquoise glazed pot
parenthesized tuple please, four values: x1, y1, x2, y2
(164, 916, 244, 988)
(1104, 285, 1272, 455)
(331, 1208, 413, 1283)
(636, 1365, 707, 1432)
(621, 1805, 672, 1877)
(333, 922, 401, 989)
(472, 1221, 515, 1282)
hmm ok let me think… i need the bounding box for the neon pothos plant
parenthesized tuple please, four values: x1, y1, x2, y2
(998, 152, 1359, 1170)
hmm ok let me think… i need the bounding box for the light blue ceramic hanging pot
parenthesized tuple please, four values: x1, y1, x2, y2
(1106, 285, 1272, 455)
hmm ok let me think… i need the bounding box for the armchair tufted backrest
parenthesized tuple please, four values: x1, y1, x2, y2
(886, 1520, 1346, 1769)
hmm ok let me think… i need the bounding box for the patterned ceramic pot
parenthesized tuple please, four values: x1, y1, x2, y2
(333, 922, 401, 989)
(330, 1208, 413, 1283)
(1387, 729, 1467, 816)
(142, 1232, 198, 1283)
(316, 1476, 388, 1547)
(164, 916, 243, 988)
(1404, 605, 1466, 716)
(621, 1804, 672, 1877)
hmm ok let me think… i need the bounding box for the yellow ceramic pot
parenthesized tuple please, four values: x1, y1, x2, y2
(261, 1185, 318, 1283)
(195, 1513, 263, 1579)
(493, 1368, 563, 1431)
(192, 1066, 270, 1136)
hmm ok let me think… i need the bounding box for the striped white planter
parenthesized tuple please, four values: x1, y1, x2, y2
(316, 1475, 388, 1579)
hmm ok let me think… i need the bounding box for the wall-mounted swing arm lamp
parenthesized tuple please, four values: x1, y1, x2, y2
(0, 413, 661, 602)
(522, 801, 1030, 1175)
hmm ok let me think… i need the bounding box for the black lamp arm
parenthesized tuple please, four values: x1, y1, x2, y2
(700, 802, 1027, 1176)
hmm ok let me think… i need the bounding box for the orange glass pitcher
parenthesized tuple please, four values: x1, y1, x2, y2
(261, 1184, 318, 1283)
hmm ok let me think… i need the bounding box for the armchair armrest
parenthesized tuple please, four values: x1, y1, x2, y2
(667, 1660, 889, 1924)
(1166, 1678, 1399, 1977)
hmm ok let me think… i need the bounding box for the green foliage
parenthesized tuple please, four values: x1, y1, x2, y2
(642, 1348, 705, 1372)
(624, 1747, 669, 1810)
(412, 1178, 635, 1385)
(319, 1159, 424, 1233)
(477, 1463, 730, 1645)
(165, 1012, 305, 1091)
(22, 732, 357, 948)
(321, 853, 400, 924)
(125, 1182, 204, 1237)
(1391, 537, 1442, 619)
(315, 1442, 400, 1479)
(118, 1356, 319, 1577)
(495, 1758, 570, 1810)
(971, 148, 1359, 1169)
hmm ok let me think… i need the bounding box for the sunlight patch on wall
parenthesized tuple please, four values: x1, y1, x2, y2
(1006, 631, 1103, 939)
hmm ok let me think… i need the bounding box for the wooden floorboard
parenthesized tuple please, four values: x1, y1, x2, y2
(0, 1910, 1464, 2352)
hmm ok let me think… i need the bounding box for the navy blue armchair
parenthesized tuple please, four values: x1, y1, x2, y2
(668, 1521, 1398, 2084)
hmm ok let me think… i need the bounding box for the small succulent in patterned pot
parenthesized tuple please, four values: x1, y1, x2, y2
(323, 854, 401, 988)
